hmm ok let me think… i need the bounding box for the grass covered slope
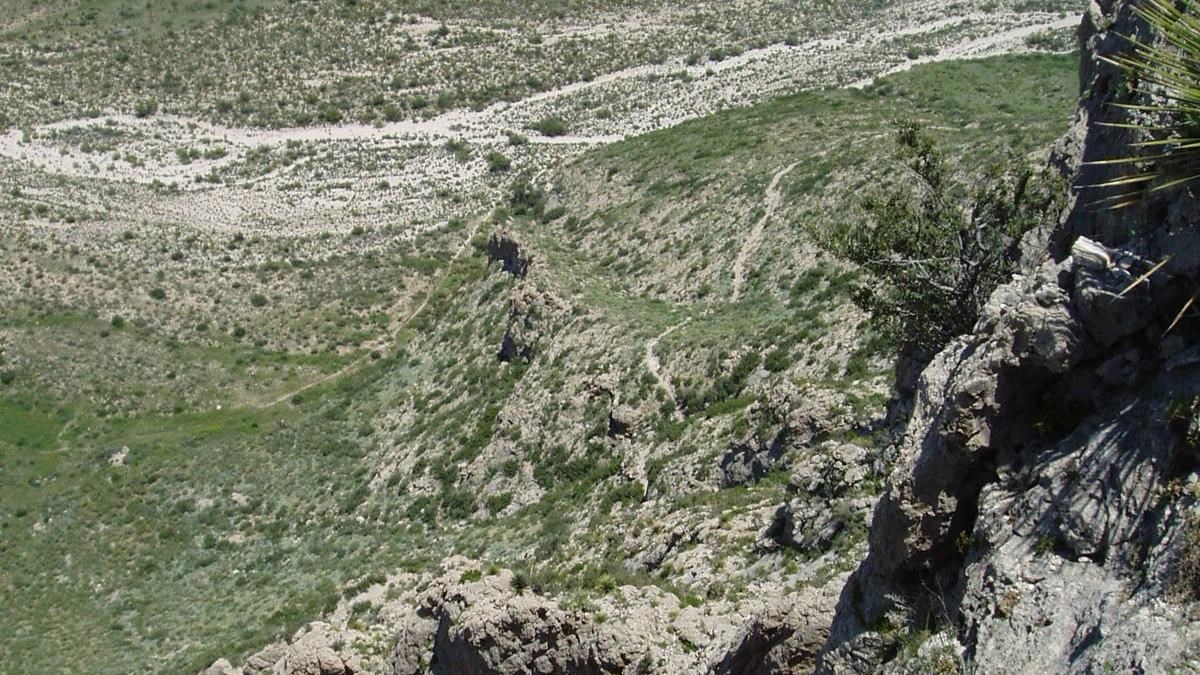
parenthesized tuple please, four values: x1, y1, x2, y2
(539, 52, 1078, 304)
(0, 52, 1079, 673)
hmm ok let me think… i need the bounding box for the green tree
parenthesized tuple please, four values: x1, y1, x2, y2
(829, 120, 1062, 355)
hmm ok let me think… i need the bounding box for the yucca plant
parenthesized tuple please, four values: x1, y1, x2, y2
(1083, 0, 1200, 333)
(1087, 0, 1200, 208)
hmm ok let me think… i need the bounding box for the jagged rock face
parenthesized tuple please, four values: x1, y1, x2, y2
(210, 557, 851, 675)
(488, 231, 532, 279)
(711, 586, 843, 675)
(758, 441, 875, 555)
(497, 282, 572, 364)
(270, 624, 359, 675)
(719, 430, 791, 488)
(718, 388, 865, 489)
(818, 2, 1200, 672)
(244, 643, 288, 674)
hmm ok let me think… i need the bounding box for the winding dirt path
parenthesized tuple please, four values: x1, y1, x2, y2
(645, 320, 687, 403)
(635, 319, 691, 494)
(257, 218, 483, 410)
(731, 162, 799, 302)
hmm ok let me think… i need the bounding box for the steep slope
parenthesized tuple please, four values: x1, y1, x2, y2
(186, 54, 1080, 675)
(0, 8, 1086, 675)
(817, 2, 1200, 672)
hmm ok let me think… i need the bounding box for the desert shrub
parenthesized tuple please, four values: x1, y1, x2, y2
(440, 489, 475, 520)
(318, 103, 343, 124)
(508, 180, 546, 218)
(827, 120, 1061, 355)
(134, 98, 158, 118)
(487, 151, 512, 173)
(763, 347, 790, 372)
(249, 293, 268, 307)
(486, 493, 512, 514)
(444, 138, 471, 161)
(500, 458, 520, 477)
(531, 116, 568, 137)
(511, 569, 530, 593)
(1174, 515, 1200, 601)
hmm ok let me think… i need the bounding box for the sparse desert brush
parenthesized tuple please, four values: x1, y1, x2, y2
(532, 116, 569, 137)
(487, 151, 512, 173)
(1174, 514, 1200, 600)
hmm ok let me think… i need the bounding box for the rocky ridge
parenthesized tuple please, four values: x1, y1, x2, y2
(817, 1, 1200, 671)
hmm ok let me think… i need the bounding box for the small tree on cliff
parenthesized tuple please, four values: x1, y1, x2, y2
(829, 120, 1063, 356)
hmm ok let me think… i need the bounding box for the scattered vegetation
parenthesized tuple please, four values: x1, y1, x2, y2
(0, 29, 1082, 672)
(1174, 514, 1200, 601)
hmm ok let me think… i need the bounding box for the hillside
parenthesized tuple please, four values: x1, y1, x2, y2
(0, 1, 1138, 674)
(2, 51, 1079, 673)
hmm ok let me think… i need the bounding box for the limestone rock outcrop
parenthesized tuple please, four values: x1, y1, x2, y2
(487, 230, 532, 279)
(817, 2, 1200, 671)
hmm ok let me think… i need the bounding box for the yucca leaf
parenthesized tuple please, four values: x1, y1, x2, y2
(1164, 289, 1198, 335)
(1085, 0, 1200, 208)
(1119, 255, 1173, 297)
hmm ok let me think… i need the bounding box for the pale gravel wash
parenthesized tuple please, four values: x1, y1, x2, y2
(0, 10, 1078, 188)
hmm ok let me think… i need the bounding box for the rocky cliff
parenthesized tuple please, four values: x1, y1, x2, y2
(817, 1, 1200, 671)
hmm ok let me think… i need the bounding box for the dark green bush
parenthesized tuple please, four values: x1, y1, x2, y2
(487, 151, 512, 173)
(531, 116, 568, 137)
(828, 120, 1060, 355)
(764, 347, 791, 373)
(134, 98, 158, 118)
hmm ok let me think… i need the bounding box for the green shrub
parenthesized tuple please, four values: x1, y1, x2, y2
(511, 569, 530, 593)
(508, 180, 546, 217)
(532, 116, 568, 137)
(763, 347, 790, 373)
(1174, 515, 1200, 600)
(486, 493, 512, 514)
(487, 151, 512, 173)
(827, 120, 1060, 355)
(249, 293, 268, 307)
(440, 489, 475, 520)
(318, 103, 343, 124)
(148, 287, 167, 301)
(501, 459, 520, 477)
(444, 138, 471, 161)
(134, 98, 158, 118)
